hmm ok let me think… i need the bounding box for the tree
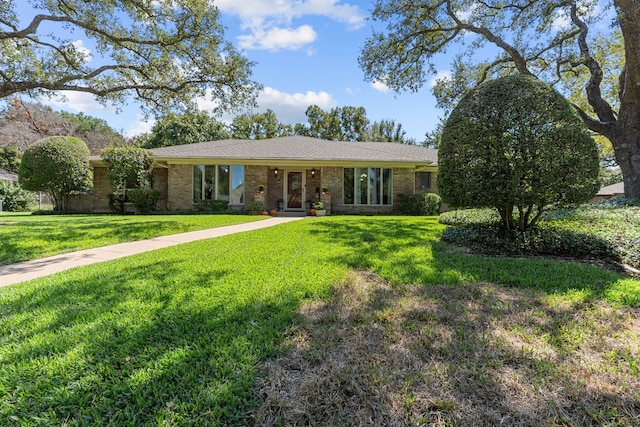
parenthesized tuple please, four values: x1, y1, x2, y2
(0, 146, 20, 173)
(298, 105, 370, 141)
(19, 136, 92, 211)
(0, 99, 125, 154)
(101, 146, 155, 213)
(230, 109, 293, 140)
(1, 1, 259, 116)
(359, 0, 640, 199)
(438, 75, 599, 231)
(141, 112, 230, 148)
(363, 119, 416, 144)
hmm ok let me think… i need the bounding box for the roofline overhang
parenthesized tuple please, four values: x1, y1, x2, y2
(91, 157, 435, 168)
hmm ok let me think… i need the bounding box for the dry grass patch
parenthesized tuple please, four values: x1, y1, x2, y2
(255, 271, 640, 426)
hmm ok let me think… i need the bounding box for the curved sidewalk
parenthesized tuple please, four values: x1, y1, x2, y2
(0, 216, 304, 288)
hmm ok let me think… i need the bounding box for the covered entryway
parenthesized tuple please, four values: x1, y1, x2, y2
(285, 171, 305, 210)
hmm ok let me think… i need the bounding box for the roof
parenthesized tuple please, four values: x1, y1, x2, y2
(145, 136, 438, 166)
(0, 170, 18, 182)
(597, 182, 624, 196)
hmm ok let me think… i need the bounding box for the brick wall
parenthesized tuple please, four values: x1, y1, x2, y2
(68, 166, 112, 212)
(167, 164, 193, 211)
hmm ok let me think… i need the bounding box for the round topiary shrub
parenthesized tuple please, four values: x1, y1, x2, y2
(19, 136, 92, 211)
(438, 74, 600, 231)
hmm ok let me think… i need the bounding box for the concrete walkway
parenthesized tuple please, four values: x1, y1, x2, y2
(0, 216, 304, 288)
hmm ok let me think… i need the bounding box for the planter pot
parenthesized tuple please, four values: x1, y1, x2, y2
(315, 209, 326, 217)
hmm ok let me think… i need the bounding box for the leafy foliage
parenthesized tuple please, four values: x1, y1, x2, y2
(101, 146, 154, 214)
(126, 189, 161, 214)
(440, 202, 640, 269)
(438, 75, 599, 231)
(396, 193, 441, 215)
(0, 99, 124, 155)
(0, 1, 259, 116)
(0, 146, 20, 173)
(0, 181, 37, 211)
(231, 109, 293, 140)
(141, 111, 231, 148)
(18, 136, 92, 211)
(359, 0, 640, 199)
(193, 199, 229, 212)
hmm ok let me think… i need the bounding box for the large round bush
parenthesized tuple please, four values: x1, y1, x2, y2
(19, 136, 92, 211)
(438, 74, 599, 231)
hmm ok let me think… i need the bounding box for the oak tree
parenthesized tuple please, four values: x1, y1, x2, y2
(360, 0, 640, 198)
(1, 0, 259, 116)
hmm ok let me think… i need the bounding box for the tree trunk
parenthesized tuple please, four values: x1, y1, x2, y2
(610, 105, 640, 198)
(612, 0, 640, 198)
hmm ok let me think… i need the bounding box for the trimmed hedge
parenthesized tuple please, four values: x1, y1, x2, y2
(397, 193, 441, 216)
(127, 189, 161, 214)
(193, 199, 229, 212)
(0, 182, 38, 212)
(439, 202, 640, 268)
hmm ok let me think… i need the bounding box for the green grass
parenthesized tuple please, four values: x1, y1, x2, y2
(1, 216, 638, 425)
(0, 213, 265, 265)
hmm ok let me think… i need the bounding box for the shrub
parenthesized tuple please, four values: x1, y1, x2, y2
(397, 193, 441, 215)
(247, 202, 265, 212)
(438, 74, 599, 231)
(101, 146, 154, 214)
(126, 189, 161, 214)
(0, 181, 38, 211)
(193, 199, 229, 212)
(19, 136, 92, 211)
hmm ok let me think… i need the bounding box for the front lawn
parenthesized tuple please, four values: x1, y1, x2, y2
(1, 217, 638, 425)
(0, 213, 265, 265)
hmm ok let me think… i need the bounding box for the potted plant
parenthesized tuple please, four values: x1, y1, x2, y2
(247, 201, 265, 215)
(312, 201, 326, 216)
(321, 185, 329, 194)
(257, 184, 265, 193)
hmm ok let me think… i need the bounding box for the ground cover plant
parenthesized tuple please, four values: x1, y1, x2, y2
(440, 199, 640, 270)
(1, 217, 638, 425)
(0, 213, 265, 266)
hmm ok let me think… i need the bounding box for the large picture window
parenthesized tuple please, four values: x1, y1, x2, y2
(343, 167, 392, 205)
(193, 165, 244, 204)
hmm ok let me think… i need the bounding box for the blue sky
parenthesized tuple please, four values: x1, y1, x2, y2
(10, 0, 614, 142)
(11, 0, 452, 142)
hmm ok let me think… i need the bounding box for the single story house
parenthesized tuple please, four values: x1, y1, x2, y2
(71, 136, 439, 214)
(591, 182, 625, 203)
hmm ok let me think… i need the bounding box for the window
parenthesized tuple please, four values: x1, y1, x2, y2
(419, 172, 431, 189)
(343, 167, 392, 205)
(193, 165, 244, 203)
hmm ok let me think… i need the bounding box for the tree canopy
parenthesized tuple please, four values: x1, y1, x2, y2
(141, 112, 230, 148)
(0, 0, 259, 116)
(230, 109, 293, 140)
(0, 98, 125, 154)
(438, 75, 599, 231)
(360, 0, 640, 198)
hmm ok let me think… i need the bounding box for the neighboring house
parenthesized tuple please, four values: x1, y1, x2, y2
(70, 136, 439, 214)
(0, 170, 19, 184)
(591, 182, 625, 202)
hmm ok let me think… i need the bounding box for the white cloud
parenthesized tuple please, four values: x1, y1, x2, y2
(217, 0, 365, 52)
(257, 86, 336, 123)
(238, 25, 317, 51)
(551, 10, 571, 31)
(429, 70, 452, 87)
(195, 86, 337, 124)
(371, 80, 390, 93)
(47, 91, 114, 112)
(123, 116, 156, 138)
(71, 40, 92, 63)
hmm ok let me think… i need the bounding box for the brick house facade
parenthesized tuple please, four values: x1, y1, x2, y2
(77, 136, 438, 214)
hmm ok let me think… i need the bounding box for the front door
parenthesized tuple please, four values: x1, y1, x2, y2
(287, 171, 303, 209)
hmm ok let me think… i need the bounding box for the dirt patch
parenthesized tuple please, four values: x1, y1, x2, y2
(254, 270, 640, 426)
